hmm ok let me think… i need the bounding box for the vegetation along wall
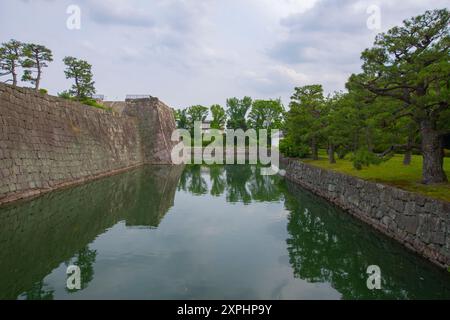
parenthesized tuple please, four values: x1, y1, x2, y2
(0, 83, 176, 205)
(281, 157, 450, 269)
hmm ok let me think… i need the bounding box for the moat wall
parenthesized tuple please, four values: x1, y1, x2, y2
(0, 83, 176, 205)
(281, 157, 450, 269)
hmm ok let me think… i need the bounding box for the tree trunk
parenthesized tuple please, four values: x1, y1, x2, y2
(403, 136, 413, 166)
(328, 144, 336, 164)
(420, 119, 447, 184)
(35, 60, 41, 91)
(311, 137, 318, 160)
(12, 66, 17, 86)
(403, 150, 412, 166)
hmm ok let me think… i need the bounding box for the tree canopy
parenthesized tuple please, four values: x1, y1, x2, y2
(63, 56, 96, 99)
(348, 8, 449, 183)
(0, 39, 22, 86)
(21, 43, 53, 90)
(226, 97, 252, 130)
(210, 104, 227, 130)
(248, 99, 284, 131)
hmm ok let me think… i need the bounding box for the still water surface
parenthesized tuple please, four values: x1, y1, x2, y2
(1, 165, 450, 299)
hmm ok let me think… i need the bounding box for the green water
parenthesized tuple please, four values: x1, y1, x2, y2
(0, 165, 449, 300)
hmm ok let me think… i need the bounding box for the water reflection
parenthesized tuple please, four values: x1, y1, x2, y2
(0, 164, 449, 299)
(177, 165, 283, 204)
(282, 181, 450, 299)
(0, 165, 183, 299)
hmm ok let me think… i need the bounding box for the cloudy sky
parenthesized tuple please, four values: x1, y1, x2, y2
(0, 0, 448, 108)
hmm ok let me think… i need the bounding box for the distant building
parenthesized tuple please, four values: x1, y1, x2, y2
(201, 121, 225, 135)
(202, 121, 212, 134)
(92, 94, 105, 102)
(126, 94, 152, 100)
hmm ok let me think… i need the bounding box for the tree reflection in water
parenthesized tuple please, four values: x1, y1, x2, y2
(20, 281, 54, 300)
(179, 165, 284, 204)
(178, 165, 450, 299)
(65, 247, 97, 293)
(209, 165, 226, 197)
(282, 181, 450, 299)
(2, 164, 450, 300)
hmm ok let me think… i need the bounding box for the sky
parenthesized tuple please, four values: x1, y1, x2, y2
(0, 0, 448, 108)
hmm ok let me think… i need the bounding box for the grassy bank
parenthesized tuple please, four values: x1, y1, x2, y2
(302, 153, 450, 203)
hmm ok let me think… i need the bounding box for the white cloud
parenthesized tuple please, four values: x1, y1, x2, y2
(2, 0, 449, 107)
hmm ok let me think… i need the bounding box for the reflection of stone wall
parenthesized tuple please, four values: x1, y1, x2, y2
(0, 165, 183, 299)
(284, 180, 450, 299)
(282, 157, 450, 269)
(0, 83, 177, 205)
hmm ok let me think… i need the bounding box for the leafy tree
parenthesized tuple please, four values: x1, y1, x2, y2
(174, 108, 189, 129)
(349, 9, 450, 184)
(0, 39, 22, 86)
(187, 105, 209, 123)
(248, 99, 284, 130)
(210, 104, 227, 130)
(286, 85, 326, 160)
(322, 93, 346, 163)
(226, 96, 252, 130)
(63, 56, 96, 99)
(21, 43, 53, 90)
(187, 105, 209, 137)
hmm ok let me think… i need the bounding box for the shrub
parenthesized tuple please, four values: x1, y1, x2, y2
(58, 91, 73, 100)
(350, 148, 383, 170)
(79, 98, 112, 111)
(279, 138, 310, 158)
(39, 88, 48, 95)
(57, 92, 111, 111)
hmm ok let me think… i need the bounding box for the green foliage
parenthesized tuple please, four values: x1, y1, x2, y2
(21, 43, 53, 90)
(284, 84, 326, 159)
(248, 99, 284, 130)
(0, 39, 22, 86)
(281, 9, 449, 183)
(174, 108, 189, 129)
(39, 88, 48, 95)
(348, 8, 450, 183)
(210, 104, 226, 130)
(351, 148, 383, 170)
(80, 97, 110, 110)
(58, 90, 110, 111)
(58, 91, 72, 100)
(63, 56, 96, 99)
(280, 137, 310, 158)
(187, 105, 209, 123)
(226, 97, 252, 130)
(175, 105, 209, 133)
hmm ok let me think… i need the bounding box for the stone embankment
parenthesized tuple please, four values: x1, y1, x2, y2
(0, 83, 176, 205)
(281, 157, 450, 269)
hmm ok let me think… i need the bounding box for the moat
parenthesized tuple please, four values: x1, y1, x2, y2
(1, 165, 449, 300)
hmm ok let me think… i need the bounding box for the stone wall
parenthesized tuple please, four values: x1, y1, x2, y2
(281, 157, 450, 269)
(0, 83, 176, 205)
(0, 165, 184, 299)
(123, 97, 176, 164)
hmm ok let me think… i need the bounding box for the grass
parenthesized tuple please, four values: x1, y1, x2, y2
(302, 151, 450, 203)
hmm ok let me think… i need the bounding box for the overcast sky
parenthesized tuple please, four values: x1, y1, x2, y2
(0, 0, 448, 108)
